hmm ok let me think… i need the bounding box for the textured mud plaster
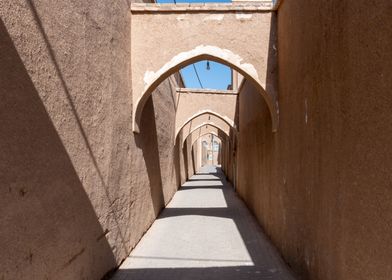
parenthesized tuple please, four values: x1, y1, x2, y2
(142, 46, 259, 92)
(203, 14, 225, 21)
(183, 123, 229, 148)
(191, 132, 225, 150)
(192, 131, 222, 146)
(0, 1, 182, 279)
(178, 119, 234, 183)
(235, 13, 253, 20)
(136, 45, 264, 133)
(176, 15, 187, 21)
(178, 114, 232, 146)
(0, 1, 132, 279)
(186, 125, 228, 175)
(175, 109, 236, 141)
(237, 1, 392, 280)
(128, 75, 182, 251)
(193, 134, 224, 168)
(182, 127, 224, 179)
(131, 9, 278, 132)
(175, 92, 237, 138)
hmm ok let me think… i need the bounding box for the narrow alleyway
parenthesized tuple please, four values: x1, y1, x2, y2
(111, 165, 296, 280)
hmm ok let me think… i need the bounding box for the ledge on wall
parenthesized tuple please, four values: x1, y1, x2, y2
(130, 2, 278, 13)
(176, 88, 239, 95)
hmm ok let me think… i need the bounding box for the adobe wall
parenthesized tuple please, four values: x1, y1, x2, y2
(177, 113, 232, 145)
(237, 1, 392, 279)
(182, 137, 196, 180)
(175, 92, 237, 135)
(225, 132, 237, 185)
(129, 77, 182, 244)
(0, 1, 181, 279)
(130, 6, 279, 133)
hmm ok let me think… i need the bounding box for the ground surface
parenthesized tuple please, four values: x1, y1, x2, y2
(110, 165, 296, 280)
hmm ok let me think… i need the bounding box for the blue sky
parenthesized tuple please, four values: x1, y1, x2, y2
(180, 61, 232, 90)
(157, 0, 232, 90)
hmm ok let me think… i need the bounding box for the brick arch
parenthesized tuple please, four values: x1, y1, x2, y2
(133, 46, 278, 133)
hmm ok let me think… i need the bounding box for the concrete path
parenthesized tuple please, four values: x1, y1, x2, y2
(111, 165, 297, 280)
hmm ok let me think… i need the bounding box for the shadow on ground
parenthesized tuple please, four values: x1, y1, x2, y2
(110, 166, 296, 280)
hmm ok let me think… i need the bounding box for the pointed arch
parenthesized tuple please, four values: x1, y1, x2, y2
(182, 122, 230, 148)
(175, 110, 236, 145)
(133, 45, 278, 133)
(191, 132, 224, 148)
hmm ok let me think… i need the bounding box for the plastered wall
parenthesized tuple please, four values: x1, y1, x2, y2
(130, 8, 278, 133)
(175, 92, 237, 134)
(236, 1, 392, 279)
(0, 1, 182, 279)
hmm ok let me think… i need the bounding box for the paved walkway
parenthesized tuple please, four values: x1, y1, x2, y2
(111, 165, 296, 280)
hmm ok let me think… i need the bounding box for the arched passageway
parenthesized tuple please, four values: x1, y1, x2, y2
(112, 18, 283, 271)
(176, 112, 234, 145)
(130, 3, 278, 134)
(133, 46, 278, 133)
(122, 8, 266, 274)
(181, 122, 232, 180)
(182, 122, 231, 148)
(5, 1, 389, 280)
(175, 110, 236, 144)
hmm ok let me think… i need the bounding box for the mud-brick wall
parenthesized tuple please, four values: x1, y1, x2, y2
(237, 1, 392, 279)
(182, 136, 197, 180)
(0, 1, 181, 279)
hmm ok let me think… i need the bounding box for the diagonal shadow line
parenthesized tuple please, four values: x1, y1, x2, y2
(195, 172, 219, 175)
(176, 90, 181, 113)
(187, 177, 221, 181)
(187, 119, 193, 138)
(25, 0, 128, 254)
(113, 266, 284, 280)
(155, 167, 286, 270)
(217, 167, 294, 273)
(158, 207, 234, 220)
(177, 186, 224, 191)
(129, 255, 253, 264)
(188, 174, 223, 179)
(168, 76, 179, 112)
(191, 145, 197, 174)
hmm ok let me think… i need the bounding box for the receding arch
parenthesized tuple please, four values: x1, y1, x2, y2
(182, 122, 231, 148)
(191, 132, 224, 148)
(183, 123, 229, 150)
(133, 45, 278, 133)
(175, 110, 236, 145)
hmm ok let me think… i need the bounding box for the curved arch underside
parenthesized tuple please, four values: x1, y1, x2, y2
(182, 122, 230, 148)
(175, 110, 236, 144)
(132, 43, 278, 133)
(192, 132, 225, 149)
(191, 131, 224, 149)
(184, 123, 229, 149)
(175, 90, 238, 139)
